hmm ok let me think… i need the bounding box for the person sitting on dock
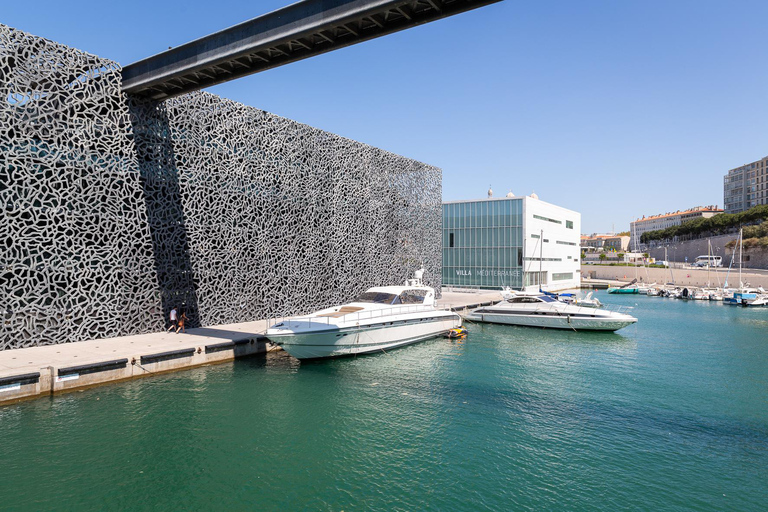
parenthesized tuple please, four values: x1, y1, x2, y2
(167, 307, 178, 332)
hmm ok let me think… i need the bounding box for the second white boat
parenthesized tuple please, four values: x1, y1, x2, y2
(465, 293, 637, 331)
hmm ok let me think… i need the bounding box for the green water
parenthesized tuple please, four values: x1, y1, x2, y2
(2, 292, 767, 511)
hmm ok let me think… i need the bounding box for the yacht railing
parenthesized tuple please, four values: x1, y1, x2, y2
(530, 303, 635, 316)
(268, 303, 456, 329)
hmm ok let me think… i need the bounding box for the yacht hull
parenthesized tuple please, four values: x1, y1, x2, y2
(268, 315, 461, 359)
(607, 287, 638, 294)
(465, 311, 635, 331)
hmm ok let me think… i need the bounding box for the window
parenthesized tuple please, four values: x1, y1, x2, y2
(531, 234, 540, 239)
(552, 272, 573, 281)
(556, 240, 577, 246)
(524, 272, 545, 286)
(355, 292, 397, 304)
(566, 220, 574, 229)
(397, 289, 428, 304)
(449, 233, 454, 248)
(533, 214, 561, 224)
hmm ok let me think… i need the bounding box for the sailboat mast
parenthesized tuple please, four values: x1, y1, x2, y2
(666, 246, 674, 285)
(707, 239, 711, 288)
(539, 229, 544, 289)
(739, 227, 743, 289)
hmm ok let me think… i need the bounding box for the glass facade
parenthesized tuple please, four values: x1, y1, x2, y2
(442, 199, 524, 288)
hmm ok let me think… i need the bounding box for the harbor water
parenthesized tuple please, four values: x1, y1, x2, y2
(1, 292, 767, 511)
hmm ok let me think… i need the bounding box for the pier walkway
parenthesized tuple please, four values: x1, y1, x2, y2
(0, 320, 272, 406)
(1, 289, 508, 406)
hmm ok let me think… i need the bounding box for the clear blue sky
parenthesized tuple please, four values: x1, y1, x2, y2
(6, 0, 768, 234)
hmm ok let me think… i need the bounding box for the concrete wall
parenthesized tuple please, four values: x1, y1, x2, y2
(645, 233, 767, 269)
(582, 265, 768, 288)
(1, 25, 442, 350)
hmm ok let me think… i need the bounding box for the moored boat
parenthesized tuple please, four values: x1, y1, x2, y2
(266, 270, 461, 359)
(574, 291, 602, 308)
(464, 293, 637, 331)
(607, 282, 639, 294)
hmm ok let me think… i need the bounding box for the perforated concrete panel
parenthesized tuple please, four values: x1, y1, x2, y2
(1, 25, 442, 350)
(1, 26, 162, 349)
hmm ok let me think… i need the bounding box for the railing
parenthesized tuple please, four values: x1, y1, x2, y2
(531, 303, 634, 316)
(443, 286, 483, 294)
(268, 303, 456, 329)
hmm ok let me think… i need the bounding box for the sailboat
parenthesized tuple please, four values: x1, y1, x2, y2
(728, 229, 768, 306)
(693, 239, 722, 300)
(631, 221, 655, 294)
(722, 228, 764, 306)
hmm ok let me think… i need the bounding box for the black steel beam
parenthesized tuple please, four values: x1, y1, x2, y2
(122, 0, 501, 100)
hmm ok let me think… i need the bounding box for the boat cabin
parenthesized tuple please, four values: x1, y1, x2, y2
(505, 295, 558, 304)
(355, 287, 433, 306)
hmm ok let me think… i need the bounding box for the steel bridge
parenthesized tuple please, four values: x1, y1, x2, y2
(122, 0, 501, 100)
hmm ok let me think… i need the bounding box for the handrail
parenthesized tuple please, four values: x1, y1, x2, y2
(269, 303, 456, 329)
(531, 303, 634, 316)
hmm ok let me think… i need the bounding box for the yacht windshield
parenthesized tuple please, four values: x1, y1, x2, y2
(354, 292, 397, 304)
(509, 296, 547, 303)
(396, 289, 428, 305)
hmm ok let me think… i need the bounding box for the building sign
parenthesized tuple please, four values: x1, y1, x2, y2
(455, 269, 520, 277)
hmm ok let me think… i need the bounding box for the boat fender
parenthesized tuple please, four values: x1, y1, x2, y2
(567, 315, 571, 324)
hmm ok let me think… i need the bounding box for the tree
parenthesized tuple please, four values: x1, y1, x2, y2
(617, 252, 625, 261)
(599, 253, 607, 262)
(641, 204, 768, 243)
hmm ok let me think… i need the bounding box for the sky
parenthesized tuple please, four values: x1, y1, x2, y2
(5, 0, 768, 234)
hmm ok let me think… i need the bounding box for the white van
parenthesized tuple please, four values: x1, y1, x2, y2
(693, 255, 722, 267)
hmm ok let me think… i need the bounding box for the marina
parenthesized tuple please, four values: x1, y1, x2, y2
(2, 290, 766, 511)
(3, 2, 768, 510)
(0, 290, 494, 405)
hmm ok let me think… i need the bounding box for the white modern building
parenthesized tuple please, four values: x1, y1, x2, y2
(443, 192, 581, 292)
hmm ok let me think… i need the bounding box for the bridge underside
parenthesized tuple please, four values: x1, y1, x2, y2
(122, 0, 501, 100)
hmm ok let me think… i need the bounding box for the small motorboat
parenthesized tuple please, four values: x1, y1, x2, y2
(574, 291, 602, 308)
(445, 326, 468, 338)
(607, 279, 639, 294)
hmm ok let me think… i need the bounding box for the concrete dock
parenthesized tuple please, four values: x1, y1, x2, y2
(1, 290, 509, 406)
(0, 320, 275, 406)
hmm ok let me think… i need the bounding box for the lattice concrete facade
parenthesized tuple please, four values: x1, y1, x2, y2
(1, 25, 442, 350)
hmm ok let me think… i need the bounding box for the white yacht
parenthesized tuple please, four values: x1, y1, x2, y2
(266, 271, 461, 359)
(464, 293, 637, 331)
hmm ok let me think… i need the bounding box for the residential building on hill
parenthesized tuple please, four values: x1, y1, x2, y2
(580, 235, 629, 253)
(630, 206, 722, 249)
(724, 156, 768, 213)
